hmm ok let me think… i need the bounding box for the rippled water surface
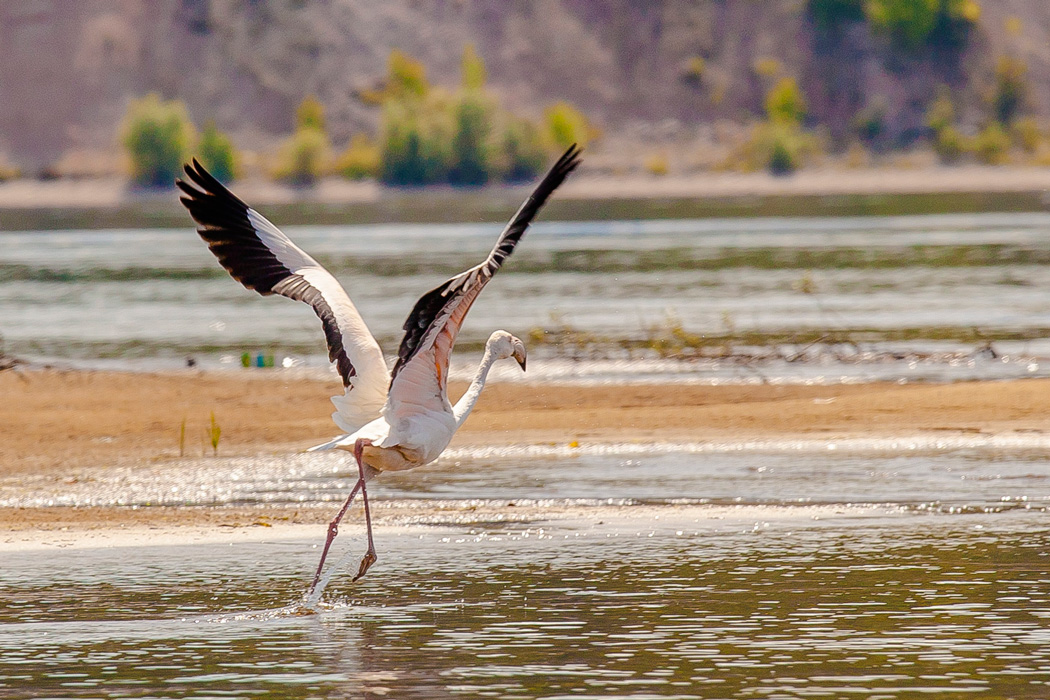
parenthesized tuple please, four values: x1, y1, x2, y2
(3, 444, 1050, 698)
(6, 212, 1050, 383)
(3, 512, 1049, 698)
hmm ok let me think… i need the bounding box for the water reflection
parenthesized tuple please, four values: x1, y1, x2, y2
(2, 513, 1048, 697)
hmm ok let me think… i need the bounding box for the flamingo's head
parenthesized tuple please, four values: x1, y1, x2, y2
(488, 330, 527, 371)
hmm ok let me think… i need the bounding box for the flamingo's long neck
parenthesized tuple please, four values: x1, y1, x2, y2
(452, 342, 501, 428)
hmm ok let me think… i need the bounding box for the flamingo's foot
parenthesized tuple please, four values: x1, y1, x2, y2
(352, 550, 377, 582)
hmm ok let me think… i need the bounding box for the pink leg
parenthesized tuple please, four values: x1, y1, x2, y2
(307, 437, 375, 595)
(351, 438, 378, 582)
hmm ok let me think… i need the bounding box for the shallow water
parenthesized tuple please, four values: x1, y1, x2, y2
(3, 440, 1050, 512)
(3, 444, 1050, 697)
(2, 510, 1049, 698)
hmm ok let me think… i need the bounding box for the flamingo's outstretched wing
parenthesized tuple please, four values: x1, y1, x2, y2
(177, 161, 390, 432)
(387, 145, 582, 407)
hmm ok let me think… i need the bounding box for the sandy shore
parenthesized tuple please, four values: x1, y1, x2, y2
(4, 369, 1050, 535)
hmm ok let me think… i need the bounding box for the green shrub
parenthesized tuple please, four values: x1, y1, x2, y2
(499, 117, 547, 182)
(449, 92, 494, 186)
(545, 101, 592, 150)
(644, 152, 670, 176)
(930, 0, 981, 47)
(866, 0, 940, 49)
(765, 77, 806, 125)
(749, 122, 815, 175)
(461, 43, 487, 90)
(122, 93, 196, 188)
(296, 96, 326, 131)
(275, 97, 332, 186)
(379, 100, 451, 186)
(1011, 117, 1042, 154)
(993, 55, 1027, 125)
(681, 56, 706, 86)
(926, 89, 955, 133)
(197, 121, 236, 183)
(807, 0, 864, 30)
(387, 49, 429, 100)
(373, 46, 590, 186)
(335, 134, 380, 180)
(768, 135, 798, 176)
(852, 100, 887, 145)
(275, 126, 330, 186)
(934, 124, 965, 162)
(972, 122, 1010, 164)
(866, 0, 979, 49)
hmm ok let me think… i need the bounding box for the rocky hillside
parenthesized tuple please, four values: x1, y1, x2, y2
(2, 0, 1050, 174)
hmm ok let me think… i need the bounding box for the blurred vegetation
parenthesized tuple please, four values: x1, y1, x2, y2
(197, 121, 236, 183)
(807, 0, 864, 30)
(334, 134, 380, 180)
(121, 95, 240, 187)
(499, 117, 548, 183)
(744, 77, 819, 175)
(972, 122, 1010, 164)
(449, 90, 495, 186)
(372, 45, 586, 187)
(274, 95, 331, 186)
(992, 55, 1027, 125)
(122, 93, 196, 188)
(808, 0, 980, 49)
(544, 102, 594, 152)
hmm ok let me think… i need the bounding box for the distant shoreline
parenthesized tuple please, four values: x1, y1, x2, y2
(2, 165, 1050, 230)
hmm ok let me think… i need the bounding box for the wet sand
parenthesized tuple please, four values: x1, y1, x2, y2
(4, 368, 1050, 535)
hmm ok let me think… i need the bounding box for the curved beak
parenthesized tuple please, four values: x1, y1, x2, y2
(513, 348, 527, 372)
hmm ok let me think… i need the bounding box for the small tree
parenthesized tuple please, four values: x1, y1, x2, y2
(500, 117, 547, 182)
(807, 0, 864, 31)
(545, 101, 592, 151)
(461, 43, 487, 91)
(379, 100, 451, 186)
(765, 77, 806, 125)
(335, 134, 380, 180)
(122, 93, 196, 188)
(993, 55, 1027, 126)
(449, 92, 493, 186)
(197, 121, 236, 183)
(926, 88, 955, 134)
(973, 122, 1010, 164)
(296, 96, 326, 131)
(387, 49, 429, 100)
(866, 0, 941, 50)
(275, 96, 331, 186)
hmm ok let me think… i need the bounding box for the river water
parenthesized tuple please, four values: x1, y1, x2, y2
(5, 212, 1050, 383)
(2, 441, 1049, 698)
(3, 212, 1050, 696)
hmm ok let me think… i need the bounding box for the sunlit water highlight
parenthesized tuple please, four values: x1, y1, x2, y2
(2, 510, 1048, 698)
(2, 443, 1050, 697)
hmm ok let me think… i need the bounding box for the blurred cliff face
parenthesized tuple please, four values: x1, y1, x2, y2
(0, 0, 1045, 176)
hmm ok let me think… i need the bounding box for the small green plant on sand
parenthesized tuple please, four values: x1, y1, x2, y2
(207, 412, 221, 457)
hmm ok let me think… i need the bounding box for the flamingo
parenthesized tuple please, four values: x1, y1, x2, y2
(177, 145, 581, 594)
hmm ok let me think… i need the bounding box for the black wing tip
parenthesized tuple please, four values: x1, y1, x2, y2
(556, 143, 583, 174)
(532, 143, 582, 201)
(177, 158, 248, 215)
